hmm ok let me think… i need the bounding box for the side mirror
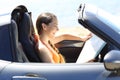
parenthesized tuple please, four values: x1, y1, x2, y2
(104, 50, 120, 72)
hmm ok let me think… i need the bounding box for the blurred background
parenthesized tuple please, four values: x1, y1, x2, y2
(0, 0, 120, 28)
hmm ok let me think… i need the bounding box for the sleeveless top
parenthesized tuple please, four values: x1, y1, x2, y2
(33, 34, 65, 63)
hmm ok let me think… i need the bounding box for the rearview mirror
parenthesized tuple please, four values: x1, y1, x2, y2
(104, 50, 120, 72)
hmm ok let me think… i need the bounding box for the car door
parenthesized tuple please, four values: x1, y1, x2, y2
(0, 60, 11, 73)
(1, 62, 120, 80)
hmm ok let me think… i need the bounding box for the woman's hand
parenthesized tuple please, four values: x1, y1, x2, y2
(81, 32, 92, 42)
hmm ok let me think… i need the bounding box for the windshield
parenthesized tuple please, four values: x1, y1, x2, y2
(97, 8, 120, 34)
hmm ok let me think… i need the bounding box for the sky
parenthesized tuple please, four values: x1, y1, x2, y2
(0, 0, 120, 27)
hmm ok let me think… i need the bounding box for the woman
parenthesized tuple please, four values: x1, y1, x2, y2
(34, 12, 92, 63)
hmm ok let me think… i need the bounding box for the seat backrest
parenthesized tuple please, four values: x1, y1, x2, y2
(11, 5, 41, 62)
(0, 14, 28, 62)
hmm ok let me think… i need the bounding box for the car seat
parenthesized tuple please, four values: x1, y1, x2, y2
(11, 5, 41, 62)
(0, 13, 28, 62)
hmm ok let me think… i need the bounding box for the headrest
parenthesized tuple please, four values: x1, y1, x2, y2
(11, 5, 28, 26)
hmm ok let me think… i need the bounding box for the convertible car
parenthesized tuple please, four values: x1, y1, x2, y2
(0, 3, 120, 80)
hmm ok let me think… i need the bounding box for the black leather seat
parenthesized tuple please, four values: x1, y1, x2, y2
(11, 5, 41, 62)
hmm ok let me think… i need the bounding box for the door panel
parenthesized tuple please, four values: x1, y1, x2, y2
(2, 63, 120, 80)
(12, 76, 46, 80)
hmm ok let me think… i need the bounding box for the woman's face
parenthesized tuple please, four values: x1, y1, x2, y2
(45, 18, 59, 39)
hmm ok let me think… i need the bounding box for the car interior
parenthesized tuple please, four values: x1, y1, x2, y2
(0, 4, 118, 63)
(10, 5, 85, 63)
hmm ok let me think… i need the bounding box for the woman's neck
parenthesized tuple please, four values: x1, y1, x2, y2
(39, 34, 49, 44)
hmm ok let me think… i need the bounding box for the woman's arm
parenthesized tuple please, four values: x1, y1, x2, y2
(52, 33, 92, 44)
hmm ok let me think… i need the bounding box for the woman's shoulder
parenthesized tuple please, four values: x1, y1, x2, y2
(37, 40, 46, 49)
(37, 40, 52, 58)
